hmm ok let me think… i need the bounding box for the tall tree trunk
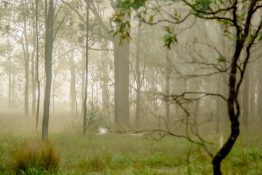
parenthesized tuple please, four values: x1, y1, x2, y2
(42, 0, 54, 141)
(216, 84, 220, 134)
(135, 21, 142, 129)
(257, 68, 262, 122)
(35, 0, 41, 131)
(252, 66, 258, 119)
(113, 1, 130, 129)
(22, 19, 30, 117)
(113, 38, 130, 129)
(31, 5, 37, 116)
(165, 51, 171, 126)
(100, 41, 110, 118)
(31, 1, 37, 116)
(12, 73, 15, 108)
(8, 57, 12, 109)
(69, 53, 77, 117)
(52, 74, 57, 115)
(81, 47, 85, 116)
(31, 43, 36, 116)
(83, 1, 89, 135)
(242, 67, 250, 131)
(32, 58, 36, 115)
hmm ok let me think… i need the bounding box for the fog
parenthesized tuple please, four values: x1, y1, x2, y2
(0, 1, 262, 175)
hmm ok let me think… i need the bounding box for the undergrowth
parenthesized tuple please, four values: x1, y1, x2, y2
(0, 133, 261, 175)
(7, 140, 59, 175)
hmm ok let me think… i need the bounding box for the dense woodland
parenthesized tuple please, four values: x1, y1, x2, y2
(0, 0, 262, 175)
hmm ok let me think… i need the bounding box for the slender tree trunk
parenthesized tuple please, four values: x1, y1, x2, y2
(42, 0, 54, 141)
(22, 19, 30, 117)
(216, 93, 220, 134)
(249, 67, 256, 120)
(8, 58, 12, 109)
(101, 41, 110, 118)
(31, 44, 36, 116)
(242, 67, 250, 131)
(31, 2, 37, 116)
(135, 21, 142, 129)
(35, 0, 41, 131)
(52, 74, 57, 115)
(69, 53, 77, 117)
(83, 1, 89, 135)
(252, 66, 258, 119)
(257, 70, 262, 122)
(91, 81, 94, 111)
(12, 73, 15, 108)
(81, 47, 85, 116)
(165, 51, 171, 125)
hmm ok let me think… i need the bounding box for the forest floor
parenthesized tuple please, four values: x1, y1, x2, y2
(0, 113, 262, 175)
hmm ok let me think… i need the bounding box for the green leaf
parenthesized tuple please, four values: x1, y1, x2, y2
(193, 0, 212, 11)
(116, 0, 147, 10)
(217, 55, 226, 63)
(258, 32, 262, 41)
(162, 26, 177, 49)
(148, 15, 154, 25)
(132, 0, 146, 10)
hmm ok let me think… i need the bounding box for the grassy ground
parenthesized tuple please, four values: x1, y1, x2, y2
(0, 133, 262, 175)
(0, 113, 262, 174)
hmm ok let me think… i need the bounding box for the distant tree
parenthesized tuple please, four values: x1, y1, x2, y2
(242, 66, 250, 131)
(135, 21, 142, 129)
(21, 16, 30, 117)
(61, 0, 90, 134)
(42, 0, 55, 141)
(35, 0, 41, 131)
(99, 40, 111, 119)
(165, 51, 171, 125)
(17, 1, 33, 117)
(69, 51, 77, 117)
(112, 0, 262, 175)
(82, 0, 90, 135)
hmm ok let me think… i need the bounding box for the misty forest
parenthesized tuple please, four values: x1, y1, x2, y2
(0, 0, 262, 175)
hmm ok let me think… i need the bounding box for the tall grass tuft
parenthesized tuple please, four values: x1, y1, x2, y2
(8, 140, 59, 174)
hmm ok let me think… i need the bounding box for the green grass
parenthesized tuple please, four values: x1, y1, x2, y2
(0, 114, 262, 175)
(0, 133, 262, 175)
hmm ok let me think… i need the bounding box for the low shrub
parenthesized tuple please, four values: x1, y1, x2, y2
(8, 141, 59, 174)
